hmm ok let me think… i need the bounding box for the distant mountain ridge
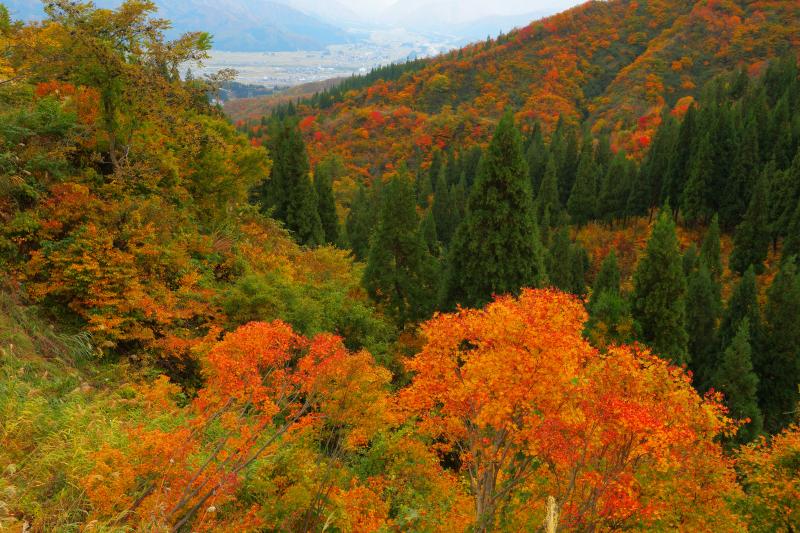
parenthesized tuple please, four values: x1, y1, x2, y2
(1, 0, 352, 51)
(379, 0, 573, 29)
(2, 0, 580, 52)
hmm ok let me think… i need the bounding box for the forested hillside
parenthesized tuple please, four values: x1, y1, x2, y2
(1, 1, 799, 532)
(232, 0, 800, 179)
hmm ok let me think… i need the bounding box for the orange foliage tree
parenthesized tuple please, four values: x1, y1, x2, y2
(401, 289, 742, 531)
(82, 321, 392, 530)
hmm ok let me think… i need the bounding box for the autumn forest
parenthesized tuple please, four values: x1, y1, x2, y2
(1, 0, 799, 531)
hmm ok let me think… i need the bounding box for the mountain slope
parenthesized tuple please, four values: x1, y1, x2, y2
(153, 0, 352, 51)
(231, 0, 800, 176)
(2, 0, 352, 51)
(591, 0, 800, 134)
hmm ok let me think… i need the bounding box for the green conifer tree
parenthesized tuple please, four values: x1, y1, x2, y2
(626, 165, 651, 220)
(559, 131, 580, 206)
(707, 106, 737, 215)
(730, 67, 750, 99)
(420, 209, 439, 256)
(461, 145, 483, 188)
(591, 250, 620, 302)
(547, 226, 573, 292)
(700, 214, 723, 280)
(730, 166, 771, 274)
(758, 261, 800, 432)
(428, 149, 443, 192)
(585, 291, 637, 348)
(432, 167, 456, 246)
(313, 160, 340, 245)
(451, 174, 468, 227)
(569, 242, 590, 298)
(663, 105, 697, 217)
(713, 319, 763, 445)
(681, 133, 714, 225)
(719, 266, 761, 350)
(444, 112, 546, 309)
(720, 115, 759, 230)
(782, 199, 800, 263)
(364, 172, 439, 327)
(346, 184, 376, 261)
(416, 168, 434, 207)
(585, 249, 634, 346)
(445, 149, 460, 186)
(286, 182, 323, 246)
(594, 135, 613, 176)
(682, 243, 699, 276)
(599, 151, 633, 223)
(632, 210, 689, 364)
(257, 119, 290, 218)
(638, 114, 678, 215)
(768, 151, 800, 245)
(686, 264, 722, 390)
(535, 155, 561, 227)
(769, 96, 793, 169)
(567, 138, 598, 225)
(268, 119, 323, 246)
(526, 122, 547, 195)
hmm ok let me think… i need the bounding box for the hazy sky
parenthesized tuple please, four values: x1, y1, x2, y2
(335, 0, 583, 19)
(338, 0, 578, 10)
(342, 0, 396, 10)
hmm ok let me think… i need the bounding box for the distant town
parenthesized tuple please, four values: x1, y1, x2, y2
(197, 31, 460, 87)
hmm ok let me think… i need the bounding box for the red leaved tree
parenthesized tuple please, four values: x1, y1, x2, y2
(401, 289, 742, 531)
(83, 321, 386, 531)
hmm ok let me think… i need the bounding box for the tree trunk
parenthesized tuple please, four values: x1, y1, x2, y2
(544, 496, 559, 533)
(474, 464, 498, 533)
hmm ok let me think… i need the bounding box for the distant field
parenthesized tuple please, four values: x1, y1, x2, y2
(216, 31, 458, 122)
(198, 48, 376, 87)
(200, 35, 450, 88)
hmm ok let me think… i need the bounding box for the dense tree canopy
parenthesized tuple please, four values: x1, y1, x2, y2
(2, 2, 800, 531)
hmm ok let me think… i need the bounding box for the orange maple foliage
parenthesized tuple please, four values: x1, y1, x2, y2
(35, 80, 99, 125)
(82, 321, 390, 530)
(401, 288, 742, 531)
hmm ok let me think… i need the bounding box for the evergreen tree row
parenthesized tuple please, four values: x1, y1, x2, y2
(354, 112, 591, 324)
(588, 209, 800, 441)
(252, 118, 339, 247)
